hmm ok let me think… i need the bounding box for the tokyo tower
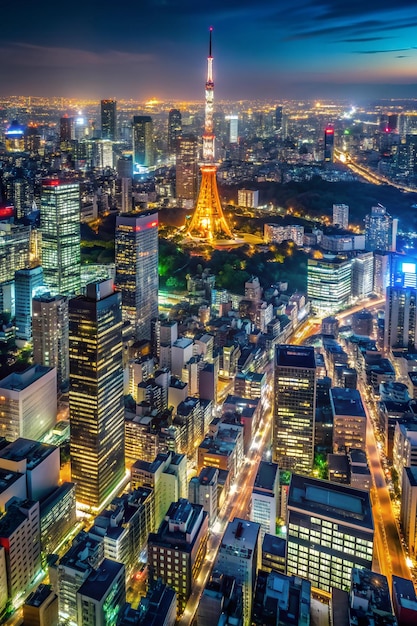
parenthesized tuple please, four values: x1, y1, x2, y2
(186, 28, 234, 241)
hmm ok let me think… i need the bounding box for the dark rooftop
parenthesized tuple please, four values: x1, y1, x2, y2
(254, 462, 279, 492)
(262, 533, 286, 558)
(288, 474, 373, 531)
(0, 438, 57, 469)
(330, 388, 366, 418)
(24, 584, 55, 608)
(77, 558, 124, 602)
(276, 345, 316, 369)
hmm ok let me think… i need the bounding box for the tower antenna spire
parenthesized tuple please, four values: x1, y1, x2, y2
(185, 28, 234, 242)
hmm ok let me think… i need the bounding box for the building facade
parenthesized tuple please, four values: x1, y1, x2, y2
(384, 286, 417, 351)
(115, 210, 159, 341)
(148, 499, 208, 615)
(176, 134, 199, 207)
(273, 345, 316, 473)
(132, 116, 154, 169)
(286, 474, 374, 594)
(365, 204, 397, 252)
(32, 293, 69, 389)
(40, 179, 81, 296)
(101, 99, 117, 141)
(69, 280, 125, 510)
(308, 255, 352, 315)
(0, 365, 57, 442)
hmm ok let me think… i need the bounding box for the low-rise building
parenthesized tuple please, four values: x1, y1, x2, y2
(401, 466, 417, 556)
(0, 365, 57, 442)
(76, 559, 125, 626)
(148, 498, 208, 616)
(51, 531, 104, 624)
(40, 482, 76, 554)
(0, 438, 60, 502)
(88, 488, 153, 575)
(23, 584, 59, 626)
(392, 575, 417, 626)
(213, 517, 261, 625)
(330, 387, 366, 452)
(188, 466, 218, 527)
(0, 499, 41, 610)
(252, 569, 311, 626)
(198, 423, 243, 483)
(118, 581, 177, 626)
(251, 461, 279, 538)
(130, 452, 187, 530)
(261, 534, 286, 575)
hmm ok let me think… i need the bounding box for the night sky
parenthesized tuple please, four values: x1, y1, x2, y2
(1, 0, 416, 101)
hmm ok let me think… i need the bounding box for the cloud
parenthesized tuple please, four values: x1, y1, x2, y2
(0, 43, 154, 68)
(354, 47, 417, 54)
(302, 0, 414, 21)
(282, 9, 417, 42)
(340, 37, 392, 42)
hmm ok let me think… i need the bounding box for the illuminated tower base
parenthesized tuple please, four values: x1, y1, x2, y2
(186, 165, 234, 241)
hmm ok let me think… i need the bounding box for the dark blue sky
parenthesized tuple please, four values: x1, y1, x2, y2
(1, 0, 416, 100)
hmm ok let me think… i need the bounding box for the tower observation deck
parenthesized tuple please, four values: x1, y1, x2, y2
(185, 28, 234, 242)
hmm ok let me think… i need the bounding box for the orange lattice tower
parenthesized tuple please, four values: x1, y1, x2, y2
(186, 28, 234, 241)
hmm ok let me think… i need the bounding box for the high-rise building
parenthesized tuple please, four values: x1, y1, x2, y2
(384, 286, 417, 351)
(400, 466, 417, 556)
(94, 139, 113, 169)
(275, 106, 283, 131)
(40, 179, 81, 296)
(32, 293, 69, 389)
(332, 203, 349, 229)
(69, 279, 125, 510)
(59, 116, 73, 143)
(115, 210, 158, 340)
(14, 265, 44, 342)
(176, 134, 199, 207)
(214, 517, 261, 624)
(225, 114, 238, 143)
(307, 255, 352, 315)
(392, 575, 417, 626)
(10, 177, 30, 219)
(324, 124, 335, 162)
(100, 99, 117, 141)
(273, 345, 316, 473)
(374, 251, 393, 296)
(0, 223, 30, 285)
(131, 451, 187, 530)
(352, 252, 374, 299)
(365, 204, 398, 252)
(132, 116, 154, 169)
(167, 108, 182, 156)
(148, 498, 208, 616)
(117, 155, 133, 178)
(286, 474, 374, 594)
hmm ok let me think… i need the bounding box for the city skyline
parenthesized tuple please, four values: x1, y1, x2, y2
(1, 1, 416, 101)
